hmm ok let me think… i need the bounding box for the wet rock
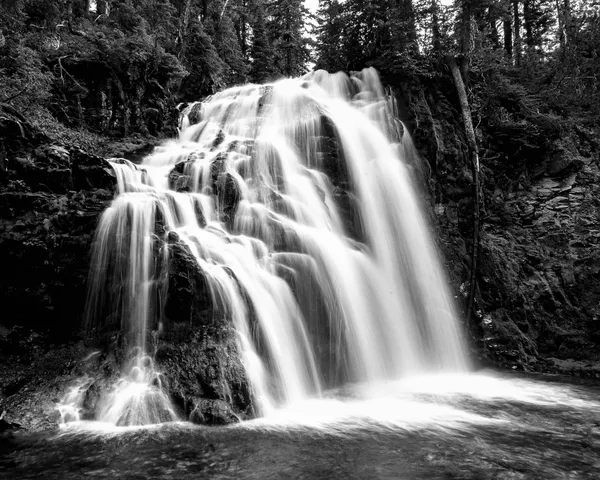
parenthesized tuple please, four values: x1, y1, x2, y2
(102, 139, 159, 162)
(0, 416, 21, 434)
(0, 327, 89, 431)
(168, 167, 191, 192)
(185, 103, 203, 126)
(0, 112, 116, 338)
(164, 241, 212, 326)
(547, 137, 586, 176)
(70, 148, 116, 191)
(155, 324, 253, 425)
(9, 145, 73, 193)
(190, 399, 241, 425)
(0, 188, 114, 335)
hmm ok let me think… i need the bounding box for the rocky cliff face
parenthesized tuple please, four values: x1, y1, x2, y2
(0, 104, 116, 430)
(0, 105, 252, 430)
(392, 76, 600, 376)
(478, 135, 600, 373)
(0, 106, 116, 338)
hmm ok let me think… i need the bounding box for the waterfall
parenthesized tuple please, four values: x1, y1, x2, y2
(79, 68, 469, 425)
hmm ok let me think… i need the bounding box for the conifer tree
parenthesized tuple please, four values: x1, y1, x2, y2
(315, 0, 346, 71)
(249, 0, 277, 82)
(266, 0, 311, 76)
(204, 0, 249, 84)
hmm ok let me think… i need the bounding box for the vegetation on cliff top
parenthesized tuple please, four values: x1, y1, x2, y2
(1, 1, 598, 140)
(0, 0, 312, 140)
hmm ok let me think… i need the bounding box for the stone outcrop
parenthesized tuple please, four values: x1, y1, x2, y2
(392, 76, 600, 374)
(478, 144, 600, 372)
(0, 105, 117, 429)
(0, 108, 253, 428)
(0, 107, 116, 337)
(159, 238, 254, 424)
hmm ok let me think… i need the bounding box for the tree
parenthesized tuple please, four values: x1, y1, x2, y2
(513, 0, 522, 65)
(179, 17, 228, 97)
(249, 0, 277, 82)
(448, 0, 483, 323)
(267, 0, 312, 76)
(204, 0, 249, 84)
(315, 0, 346, 72)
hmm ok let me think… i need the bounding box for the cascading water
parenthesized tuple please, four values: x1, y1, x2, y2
(74, 68, 469, 426)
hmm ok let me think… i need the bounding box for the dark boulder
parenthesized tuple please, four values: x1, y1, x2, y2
(155, 324, 254, 424)
(164, 240, 213, 326)
(156, 239, 254, 423)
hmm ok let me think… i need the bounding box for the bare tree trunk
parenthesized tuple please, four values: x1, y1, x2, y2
(556, 0, 565, 49)
(504, 13, 513, 57)
(178, 0, 194, 59)
(447, 55, 481, 324)
(489, 15, 500, 49)
(524, 0, 533, 48)
(513, 0, 522, 65)
(97, 1, 110, 16)
(431, 0, 442, 51)
(556, 0, 571, 52)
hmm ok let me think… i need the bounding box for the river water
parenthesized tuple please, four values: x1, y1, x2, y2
(2, 370, 599, 479)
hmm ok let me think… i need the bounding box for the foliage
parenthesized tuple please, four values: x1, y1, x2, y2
(1, 0, 598, 145)
(0, 0, 315, 138)
(249, 1, 278, 82)
(265, 0, 312, 77)
(0, 42, 53, 114)
(313, 0, 600, 138)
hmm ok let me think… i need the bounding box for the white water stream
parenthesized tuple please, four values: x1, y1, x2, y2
(61, 68, 469, 426)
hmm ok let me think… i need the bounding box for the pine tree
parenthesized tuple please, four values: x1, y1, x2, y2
(204, 0, 249, 85)
(266, 0, 311, 76)
(249, 0, 277, 82)
(315, 0, 346, 71)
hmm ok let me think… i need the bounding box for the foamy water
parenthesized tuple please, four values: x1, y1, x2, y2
(63, 68, 469, 426)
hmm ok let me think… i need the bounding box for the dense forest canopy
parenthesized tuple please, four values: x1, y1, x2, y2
(1, 0, 598, 138)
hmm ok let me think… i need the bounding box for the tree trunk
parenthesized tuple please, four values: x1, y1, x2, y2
(431, 0, 441, 52)
(523, 0, 533, 50)
(504, 14, 513, 57)
(178, 0, 194, 59)
(132, 82, 146, 133)
(446, 55, 481, 324)
(556, 0, 571, 51)
(556, 0, 565, 49)
(513, 0, 522, 66)
(489, 15, 500, 49)
(459, 0, 473, 82)
(97, 1, 110, 16)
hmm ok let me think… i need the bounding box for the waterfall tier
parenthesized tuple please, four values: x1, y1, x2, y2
(82, 68, 469, 423)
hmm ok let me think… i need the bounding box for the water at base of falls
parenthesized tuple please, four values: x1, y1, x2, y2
(26, 373, 600, 480)
(95, 353, 178, 426)
(64, 68, 470, 426)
